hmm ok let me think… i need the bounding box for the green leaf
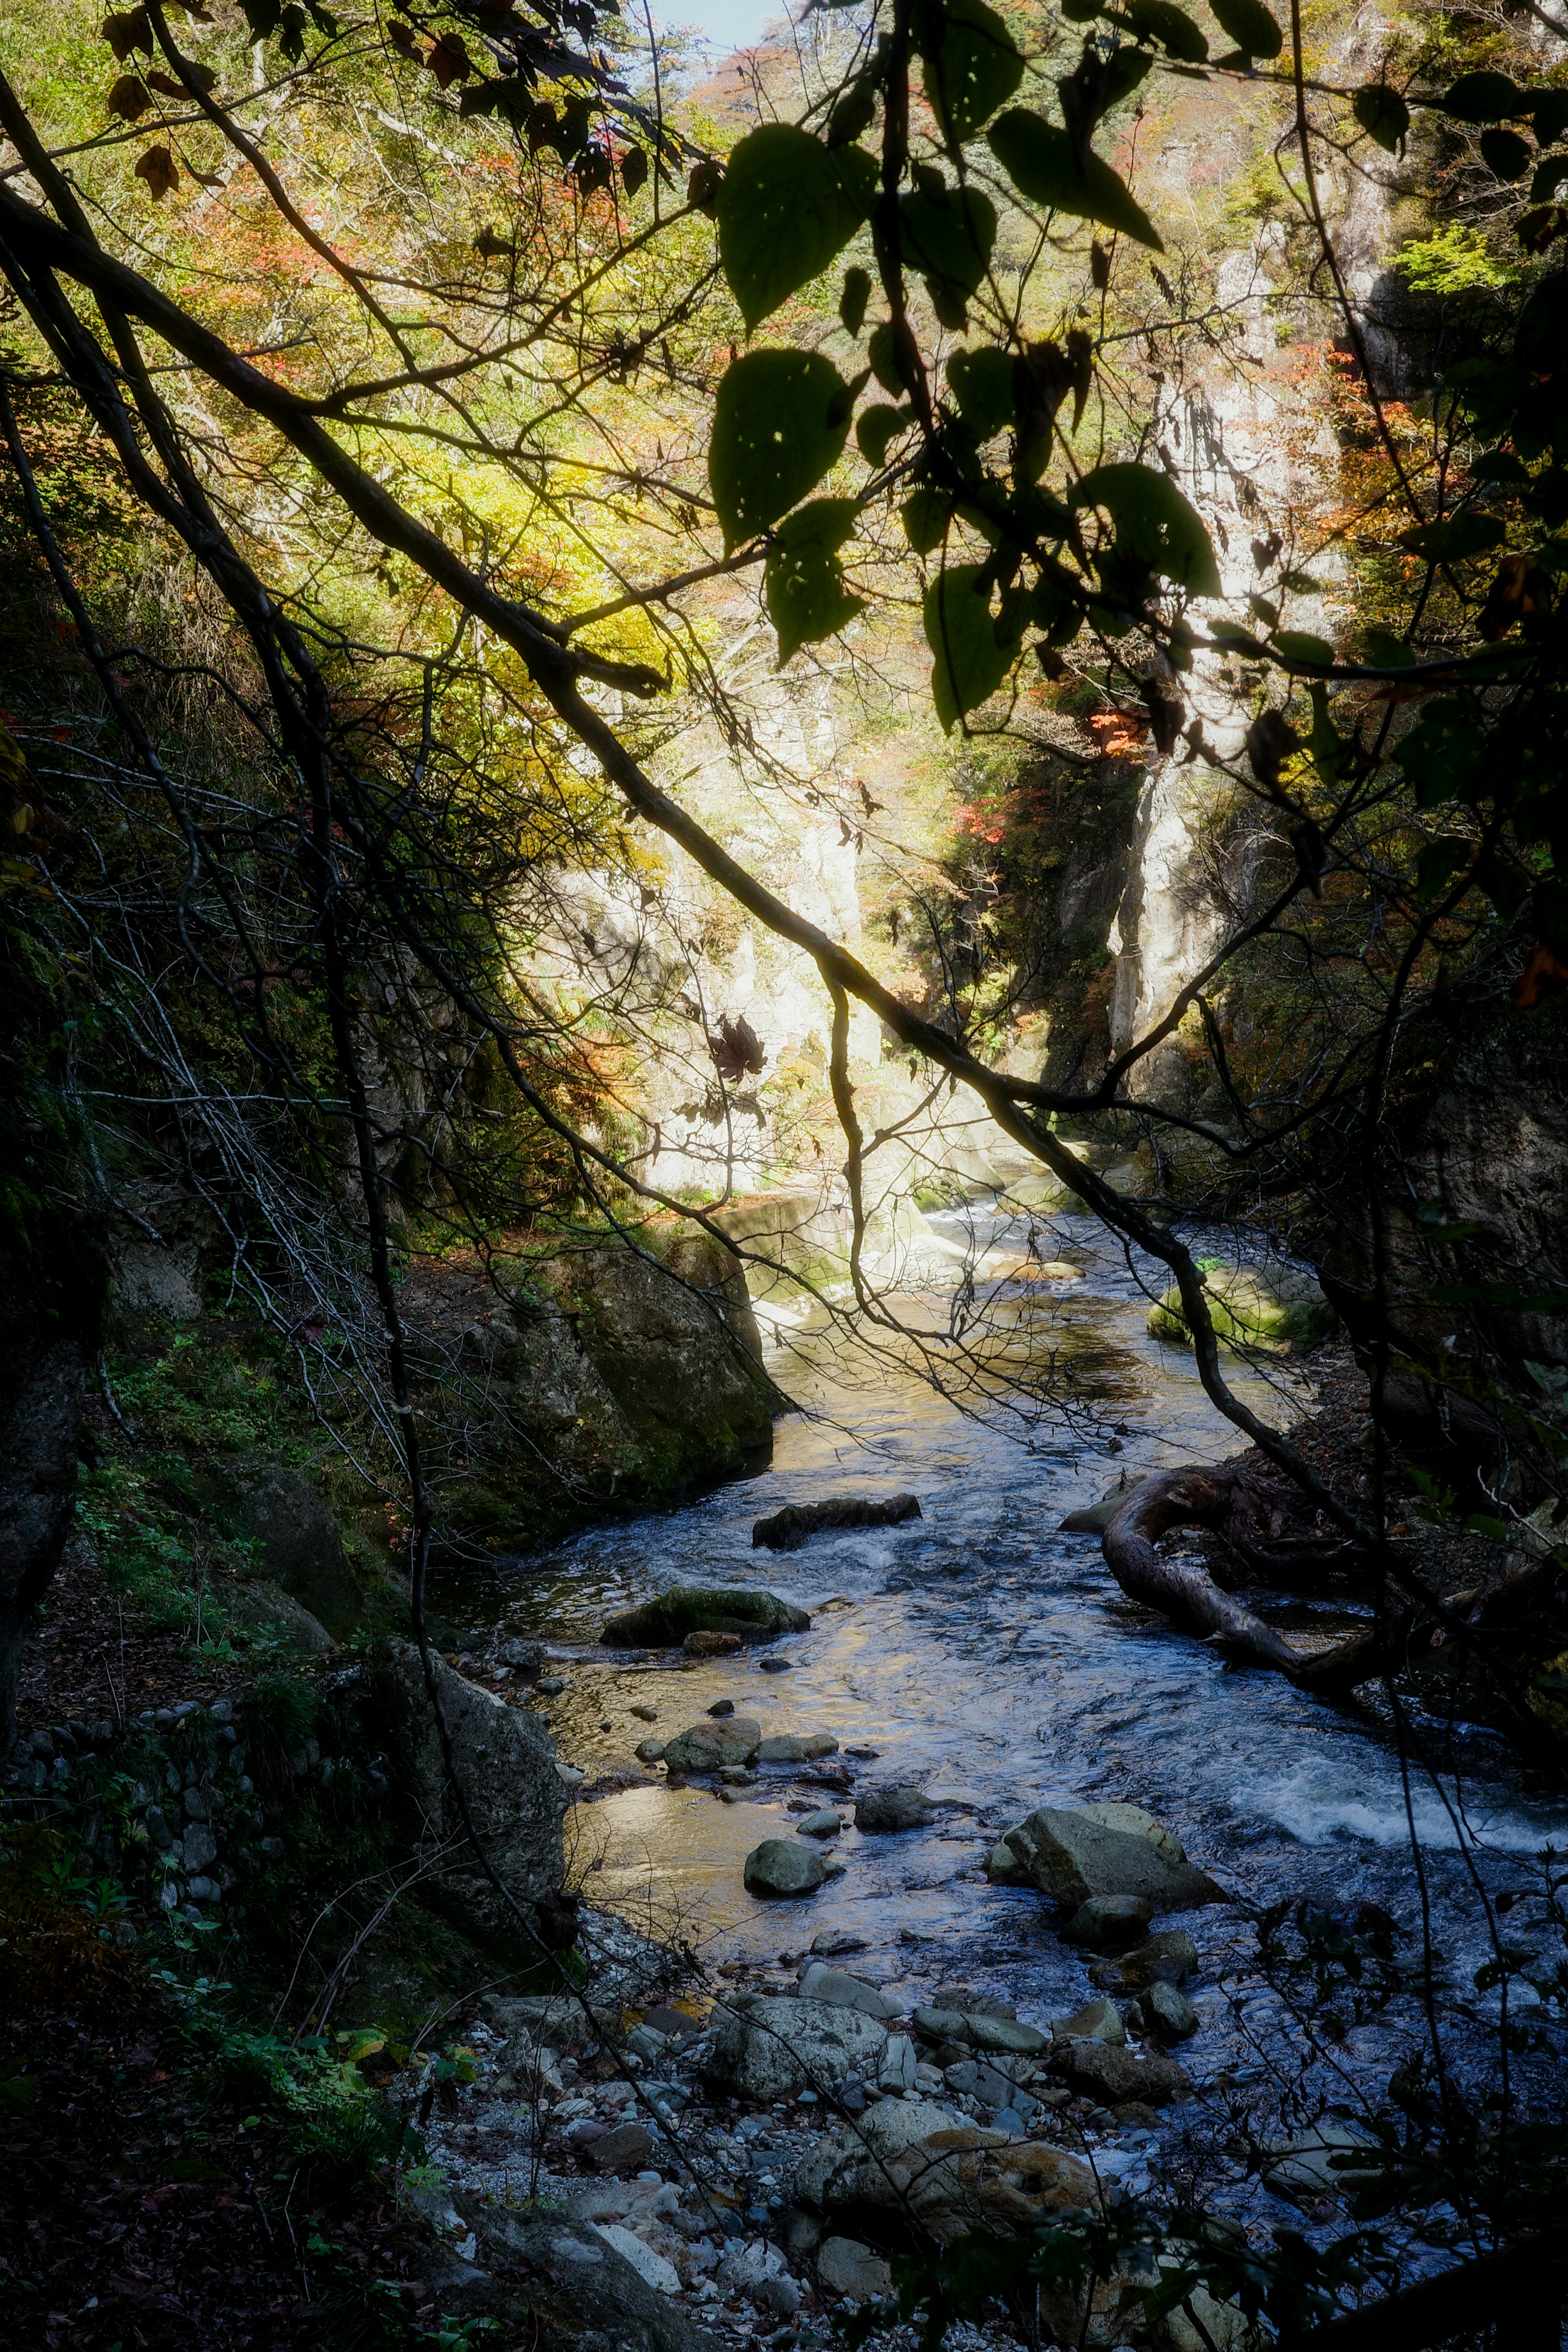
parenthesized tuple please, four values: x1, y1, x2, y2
(1353, 83, 1410, 152)
(715, 126, 877, 333)
(898, 183, 998, 292)
(1397, 513, 1508, 561)
(902, 485, 952, 554)
(1124, 0, 1209, 59)
(1070, 462, 1219, 593)
(710, 349, 856, 548)
(1481, 127, 1532, 181)
(924, 563, 1014, 729)
(867, 321, 903, 392)
(946, 346, 1015, 438)
(839, 264, 871, 337)
(1359, 626, 1415, 666)
(856, 402, 913, 466)
(1414, 836, 1472, 900)
(1209, 0, 1281, 57)
(1105, 48, 1156, 107)
(916, 0, 1025, 146)
(1273, 628, 1334, 664)
(1534, 93, 1568, 147)
(765, 497, 866, 665)
(1395, 700, 1487, 807)
(987, 110, 1163, 249)
(1440, 73, 1522, 123)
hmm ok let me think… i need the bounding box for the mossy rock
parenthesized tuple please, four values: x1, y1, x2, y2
(600, 1584, 809, 1647)
(1147, 1265, 1334, 1356)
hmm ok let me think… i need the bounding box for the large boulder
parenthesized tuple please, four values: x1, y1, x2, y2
(404, 1231, 781, 1556)
(1004, 1806, 1225, 1913)
(854, 1783, 933, 1833)
(466, 2206, 724, 2352)
(744, 1839, 829, 1897)
(912, 2008, 1047, 2058)
(206, 1456, 365, 1639)
(601, 1587, 809, 1648)
(796, 1964, 903, 2020)
(1148, 1265, 1334, 1357)
(363, 1639, 569, 1955)
(662, 1716, 761, 1772)
(1048, 2037, 1192, 2106)
(795, 2101, 1099, 2245)
(705, 1995, 889, 2102)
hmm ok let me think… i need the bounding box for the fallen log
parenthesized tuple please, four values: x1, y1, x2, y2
(1100, 1466, 1390, 1689)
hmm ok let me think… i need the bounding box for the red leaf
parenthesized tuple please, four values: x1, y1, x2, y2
(427, 31, 472, 87)
(134, 145, 179, 199)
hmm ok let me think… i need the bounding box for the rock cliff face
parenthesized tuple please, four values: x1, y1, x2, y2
(406, 1222, 782, 1556)
(1316, 999, 1568, 1483)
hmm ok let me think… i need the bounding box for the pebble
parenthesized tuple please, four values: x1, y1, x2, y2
(629, 1704, 659, 1722)
(759, 1656, 793, 1673)
(537, 1676, 566, 1697)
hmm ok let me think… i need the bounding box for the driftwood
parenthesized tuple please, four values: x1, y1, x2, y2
(1101, 1452, 1557, 1692)
(1100, 1460, 1390, 1690)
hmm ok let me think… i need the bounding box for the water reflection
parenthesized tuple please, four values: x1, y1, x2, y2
(433, 1204, 1567, 2043)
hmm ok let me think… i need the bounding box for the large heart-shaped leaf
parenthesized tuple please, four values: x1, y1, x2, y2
(898, 183, 998, 291)
(916, 0, 1025, 146)
(710, 349, 856, 548)
(765, 498, 866, 665)
(987, 111, 1163, 250)
(1071, 462, 1220, 594)
(716, 125, 877, 334)
(1353, 83, 1410, 152)
(924, 563, 1014, 730)
(1124, 0, 1208, 61)
(946, 346, 1015, 438)
(1397, 512, 1508, 562)
(1210, 0, 1281, 56)
(1439, 72, 1522, 122)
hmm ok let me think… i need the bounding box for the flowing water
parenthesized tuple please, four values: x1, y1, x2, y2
(435, 1197, 1568, 2116)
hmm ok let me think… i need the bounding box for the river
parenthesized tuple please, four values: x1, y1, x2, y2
(436, 1194, 1567, 2147)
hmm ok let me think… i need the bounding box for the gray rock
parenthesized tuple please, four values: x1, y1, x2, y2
(592, 2223, 679, 2296)
(743, 1838, 827, 1897)
(984, 1836, 1030, 1885)
(1063, 1894, 1154, 1947)
(498, 1637, 545, 1675)
(876, 2034, 920, 2091)
(182, 1823, 218, 1875)
(797, 1963, 902, 2020)
(1051, 1996, 1124, 2047)
(585, 2122, 655, 2173)
(482, 1992, 619, 2050)
(663, 1717, 761, 1772)
(756, 1732, 838, 1762)
(144, 1804, 174, 1852)
(634, 1739, 666, 1763)
(364, 1639, 568, 1956)
(797, 1809, 842, 1838)
(811, 1928, 868, 1956)
(1049, 2038, 1192, 2107)
(469, 2208, 725, 2352)
(913, 2008, 1046, 2056)
(1136, 1980, 1198, 2041)
(206, 1456, 364, 1639)
(706, 1995, 889, 2103)
(752, 1494, 922, 1551)
(1004, 1806, 1225, 1913)
(601, 1587, 809, 1647)
(817, 2237, 892, 2301)
(1263, 2123, 1376, 2200)
(854, 1782, 933, 1833)
(1090, 1929, 1200, 1993)
(185, 1875, 221, 1903)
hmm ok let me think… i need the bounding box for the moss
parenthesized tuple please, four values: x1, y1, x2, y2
(1148, 1267, 1336, 1356)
